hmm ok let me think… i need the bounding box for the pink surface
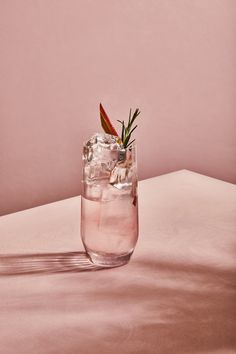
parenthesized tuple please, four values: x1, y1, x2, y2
(1, 1, 236, 215)
(0, 170, 236, 353)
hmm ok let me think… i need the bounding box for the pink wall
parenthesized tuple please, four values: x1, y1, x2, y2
(1, 0, 236, 216)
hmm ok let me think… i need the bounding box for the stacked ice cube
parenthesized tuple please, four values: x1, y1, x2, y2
(83, 133, 123, 180)
(82, 133, 136, 201)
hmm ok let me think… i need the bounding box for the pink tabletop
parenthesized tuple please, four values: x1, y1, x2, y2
(0, 170, 236, 354)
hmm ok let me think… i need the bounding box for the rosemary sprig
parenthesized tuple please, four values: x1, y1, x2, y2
(117, 108, 140, 148)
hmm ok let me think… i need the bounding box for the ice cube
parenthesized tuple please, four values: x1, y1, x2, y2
(109, 160, 134, 190)
(84, 161, 111, 181)
(83, 182, 103, 201)
(101, 182, 131, 202)
(83, 133, 123, 163)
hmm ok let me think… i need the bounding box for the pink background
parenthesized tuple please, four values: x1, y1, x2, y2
(1, 0, 236, 216)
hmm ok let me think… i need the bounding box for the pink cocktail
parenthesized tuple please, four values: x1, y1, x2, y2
(81, 133, 138, 267)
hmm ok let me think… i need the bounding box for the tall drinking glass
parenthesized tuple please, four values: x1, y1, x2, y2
(81, 133, 138, 267)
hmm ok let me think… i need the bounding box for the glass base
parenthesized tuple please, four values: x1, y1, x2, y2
(87, 250, 133, 268)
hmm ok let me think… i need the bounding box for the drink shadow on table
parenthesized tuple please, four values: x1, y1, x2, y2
(0, 253, 235, 353)
(0, 252, 105, 276)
